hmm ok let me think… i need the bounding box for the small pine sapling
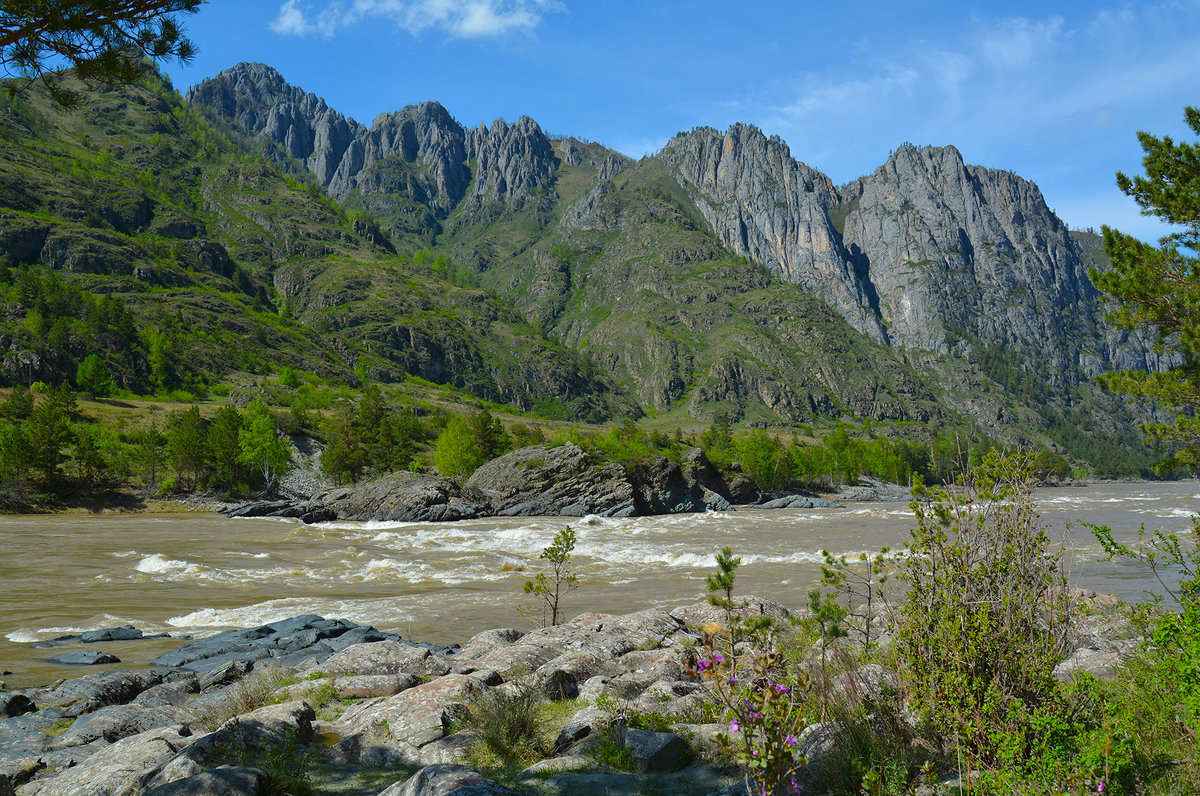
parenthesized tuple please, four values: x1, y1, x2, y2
(523, 525, 580, 627)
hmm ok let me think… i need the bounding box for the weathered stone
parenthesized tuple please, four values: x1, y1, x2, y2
(464, 443, 636, 518)
(49, 703, 191, 748)
(669, 597, 792, 631)
(141, 765, 269, 796)
(759, 495, 843, 509)
(48, 651, 120, 666)
(616, 725, 691, 772)
(0, 695, 33, 718)
(79, 626, 145, 644)
(33, 669, 175, 717)
(335, 674, 490, 749)
(312, 471, 478, 523)
(552, 706, 604, 754)
(317, 641, 450, 678)
(17, 725, 193, 796)
(281, 673, 420, 700)
(377, 764, 523, 795)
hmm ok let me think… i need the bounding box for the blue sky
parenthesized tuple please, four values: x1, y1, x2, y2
(168, 0, 1200, 241)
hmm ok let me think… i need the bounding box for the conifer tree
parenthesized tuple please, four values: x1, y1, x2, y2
(1093, 106, 1200, 470)
(1, 1, 202, 106)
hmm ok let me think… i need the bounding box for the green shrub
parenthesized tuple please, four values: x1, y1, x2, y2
(463, 685, 547, 767)
(895, 452, 1071, 767)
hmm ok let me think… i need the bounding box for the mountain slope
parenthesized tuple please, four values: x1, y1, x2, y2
(0, 72, 636, 420)
(185, 62, 1164, 468)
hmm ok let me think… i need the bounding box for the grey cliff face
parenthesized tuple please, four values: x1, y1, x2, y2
(465, 117, 560, 202)
(186, 63, 559, 213)
(185, 62, 365, 187)
(660, 124, 888, 341)
(661, 130, 1162, 388)
(840, 145, 1088, 357)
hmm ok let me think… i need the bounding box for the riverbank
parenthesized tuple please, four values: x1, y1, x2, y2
(0, 585, 1137, 796)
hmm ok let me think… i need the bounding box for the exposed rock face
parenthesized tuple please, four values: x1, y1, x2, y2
(660, 125, 887, 341)
(186, 62, 1168, 442)
(185, 62, 364, 188)
(310, 472, 478, 523)
(465, 117, 559, 202)
(660, 130, 1165, 391)
(464, 443, 636, 517)
(187, 63, 560, 218)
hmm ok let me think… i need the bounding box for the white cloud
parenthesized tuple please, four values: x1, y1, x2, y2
(269, 0, 341, 37)
(976, 15, 1064, 71)
(268, 0, 561, 39)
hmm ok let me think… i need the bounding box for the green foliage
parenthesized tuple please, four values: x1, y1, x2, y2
(469, 408, 511, 461)
(433, 416, 484, 479)
(165, 405, 204, 489)
(74, 353, 112, 397)
(895, 452, 1071, 766)
(462, 684, 547, 767)
(0, 0, 202, 107)
(523, 525, 579, 628)
(321, 387, 427, 483)
(238, 399, 291, 489)
(694, 560, 809, 796)
(27, 385, 75, 487)
(804, 587, 848, 721)
(1093, 105, 1200, 473)
(205, 404, 244, 491)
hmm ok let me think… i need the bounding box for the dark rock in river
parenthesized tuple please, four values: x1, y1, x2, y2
(149, 615, 455, 673)
(228, 444, 737, 521)
(464, 443, 636, 517)
(315, 471, 477, 522)
(229, 473, 477, 523)
(681, 448, 734, 504)
(630, 455, 706, 515)
(80, 626, 144, 643)
(759, 495, 843, 509)
(48, 651, 120, 666)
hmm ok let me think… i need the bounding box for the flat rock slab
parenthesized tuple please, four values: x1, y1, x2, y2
(18, 725, 194, 796)
(315, 641, 452, 678)
(336, 673, 493, 749)
(49, 651, 121, 666)
(149, 615, 426, 673)
(32, 669, 176, 717)
(378, 764, 523, 795)
(142, 765, 269, 796)
(80, 626, 146, 643)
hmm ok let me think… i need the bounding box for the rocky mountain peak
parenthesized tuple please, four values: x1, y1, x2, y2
(465, 116, 558, 202)
(660, 124, 887, 341)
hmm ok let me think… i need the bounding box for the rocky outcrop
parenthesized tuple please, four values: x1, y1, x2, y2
(231, 445, 735, 523)
(186, 64, 559, 216)
(464, 443, 636, 517)
(660, 130, 1166, 396)
(185, 62, 365, 187)
(148, 615, 454, 673)
(311, 472, 478, 523)
(465, 117, 559, 203)
(660, 125, 888, 341)
(1, 593, 1139, 796)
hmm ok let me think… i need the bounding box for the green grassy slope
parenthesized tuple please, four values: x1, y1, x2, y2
(0, 76, 636, 421)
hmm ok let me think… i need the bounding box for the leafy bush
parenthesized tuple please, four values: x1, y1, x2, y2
(895, 452, 1073, 770)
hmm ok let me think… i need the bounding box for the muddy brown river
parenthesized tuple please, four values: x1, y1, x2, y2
(2, 481, 1197, 687)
